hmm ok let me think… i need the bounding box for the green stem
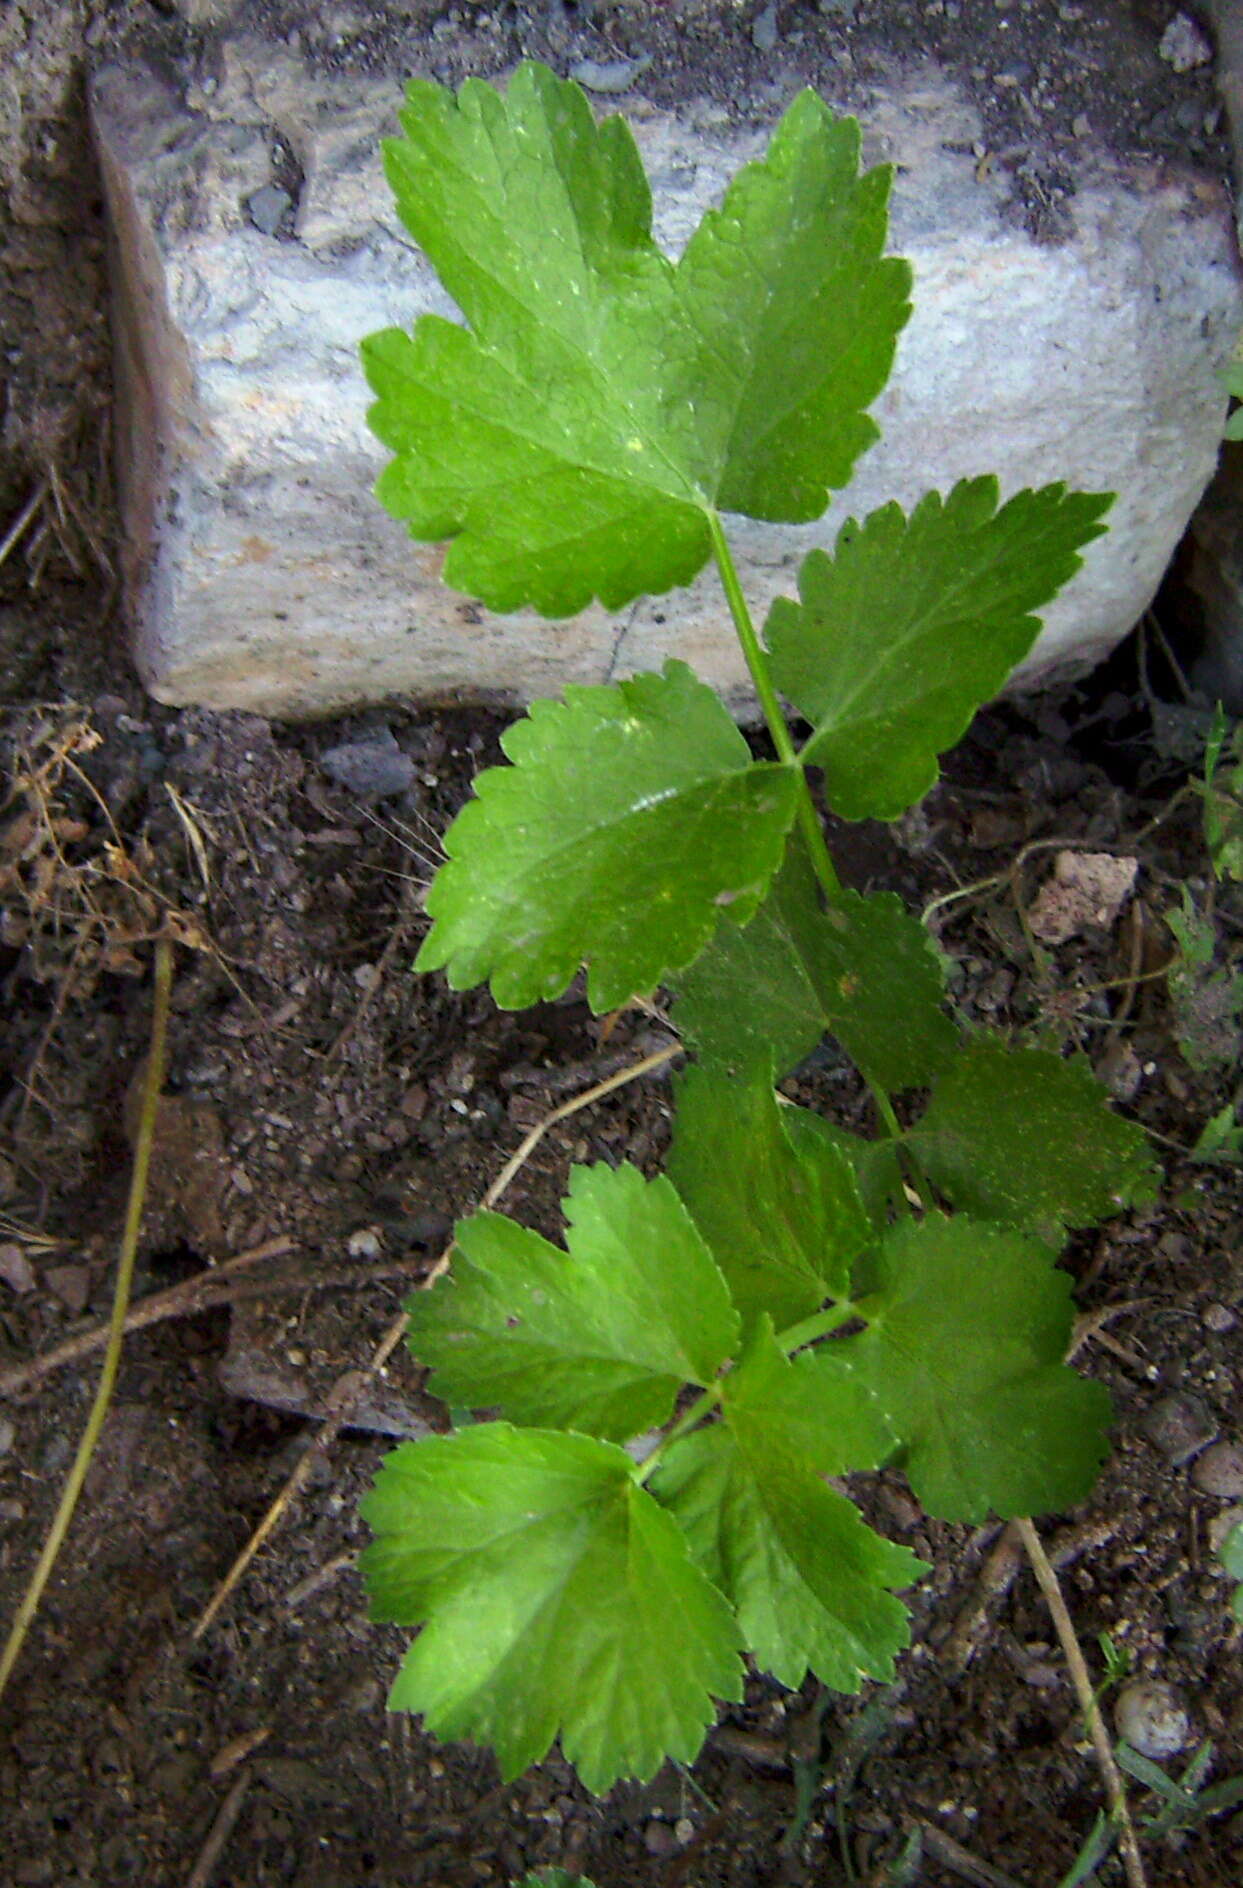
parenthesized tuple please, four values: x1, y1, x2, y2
(635, 1302, 877, 1487)
(868, 1085, 934, 1212)
(634, 1383, 720, 1484)
(635, 1301, 867, 1485)
(707, 510, 841, 899)
(706, 508, 936, 1213)
(775, 1301, 863, 1354)
(0, 938, 173, 1703)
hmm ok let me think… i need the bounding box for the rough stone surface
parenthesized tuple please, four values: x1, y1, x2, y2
(91, 46, 1243, 718)
(319, 728, 415, 798)
(1191, 1439, 1243, 1498)
(1139, 1390, 1219, 1466)
(1113, 1679, 1193, 1761)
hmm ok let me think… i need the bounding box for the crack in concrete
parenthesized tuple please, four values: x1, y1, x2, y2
(602, 602, 641, 685)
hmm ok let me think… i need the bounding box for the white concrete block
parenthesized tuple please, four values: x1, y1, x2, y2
(90, 50, 1243, 718)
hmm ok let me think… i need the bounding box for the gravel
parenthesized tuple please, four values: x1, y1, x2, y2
(1114, 1679, 1193, 1760)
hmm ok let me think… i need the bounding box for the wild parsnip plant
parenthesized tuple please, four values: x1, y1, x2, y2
(358, 62, 1155, 1794)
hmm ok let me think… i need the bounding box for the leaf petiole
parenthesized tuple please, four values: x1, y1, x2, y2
(633, 1382, 721, 1483)
(706, 510, 842, 899)
(870, 1086, 935, 1212)
(775, 1300, 864, 1354)
(634, 1298, 867, 1486)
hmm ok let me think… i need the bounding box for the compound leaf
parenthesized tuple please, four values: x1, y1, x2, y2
(416, 661, 798, 1009)
(812, 1216, 1112, 1521)
(366, 62, 909, 614)
(674, 833, 955, 1089)
(667, 1061, 869, 1328)
(911, 1040, 1158, 1241)
(408, 1163, 739, 1441)
(653, 1320, 922, 1691)
(765, 479, 1112, 820)
(362, 1424, 742, 1792)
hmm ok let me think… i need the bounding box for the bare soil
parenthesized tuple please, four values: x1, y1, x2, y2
(2, 5, 1243, 1887)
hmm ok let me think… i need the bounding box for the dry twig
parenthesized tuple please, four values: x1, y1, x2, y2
(1017, 1516, 1148, 1888)
(0, 484, 47, 572)
(943, 1515, 1119, 1675)
(915, 1820, 1027, 1888)
(184, 1767, 253, 1888)
(0, 1238, 444, 1398)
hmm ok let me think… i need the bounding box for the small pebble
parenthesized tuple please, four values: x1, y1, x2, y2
(245, 183, 292, 235)
(1191, 1440, 1243, 1499)
(1114, 1680, 1191, 1760)
(1158, 12, 1212, 72)
(569, 55, 652, 95)
(0, 1242, 36, 1294)
(1139, 1392, 1217, 1466)
(0, 1416, 16, 1458)
(1203, 1303, 1238, 1334)
(1207, 1505, 1243, 1559)
(46, 1264, 91, 1316)
(752, 3, 779, 51)
(320, 732, 415, 801)
(347, 1226, 384, 1260)
(644, 1819, 678, 1857)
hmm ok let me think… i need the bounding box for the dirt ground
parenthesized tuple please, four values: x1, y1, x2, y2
(3, 4, 1243, 1887)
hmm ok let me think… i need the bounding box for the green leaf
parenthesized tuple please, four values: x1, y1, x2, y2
(910, 1040, 1157, 1240)
(518, 1875, 598, 1888)
(667, 1061, 870, 1329)
(678, 91, 910, 524)
(1192, 1101, 1243, 1165)
(653, 1320, 922, 1691)
(1222, 362, 1243, 438)
(1221, 1518, 1243, 1582)
(812, 1216, 1111, 1521)
(366, 63, 909, 614)
(407, 1163, 739, 1440)
(765, 479, 1112, 820)
(1167, 890, 1243, 1073)
(415, 661, 798, 1009)
(362, 1424, 742, 1792)
(674, 833, 956, 1089)
(781, 1103, 907, 1238)
(1202, 705, 1243, 881)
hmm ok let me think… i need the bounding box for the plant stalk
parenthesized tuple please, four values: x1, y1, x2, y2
(0, 937, 173, 1703)
(634, 1383, 720, 1484)
(706, 510, 940, 1212)
(706, 509, 841, 899)
(1016, 1517, 1148, 1888)
(776, 1302, 863, 1354)
(635, 1301, 868, 1488)
(870, 1086, 935, 1213)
